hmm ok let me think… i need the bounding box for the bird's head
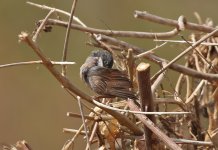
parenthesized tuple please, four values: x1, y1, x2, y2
(90, 50, 113, 68)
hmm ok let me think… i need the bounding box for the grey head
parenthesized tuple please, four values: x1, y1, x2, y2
(90, 50, 113, 68)
(80, 50, 113, 83)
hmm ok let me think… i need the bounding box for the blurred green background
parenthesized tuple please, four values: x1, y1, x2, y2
(0, 0, 218, 149)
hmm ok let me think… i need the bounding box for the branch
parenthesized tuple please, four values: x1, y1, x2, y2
(44, 19, 179, 39)
(127, 100, 183, 150)
(93, 100, 190, 115)
(26, 1, 87, 27)
(136, 63, 155, 150)
(67, 112, 113, 121)
(151, 28, 218, 82)
(172, 138, 213, 146)
(77, 96, 91, 150)
(0, 60, 75, 69)
(134, 11, 218, 36)
(61, 0, 78, 75)
(96, 34, 218, 81)
(32, 9, 55, 42)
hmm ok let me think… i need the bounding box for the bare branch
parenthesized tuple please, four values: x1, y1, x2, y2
(77, 96, 91, 150)
(134, 11, 218, 35)
(0, 60, 75, 69)
(32, 9, 55, 42)
(93, 100, 190, 115)
(62, 0, 78, 76)
(151, 28, 218, 82)
(96, 34, 218, 81)
(127, 100, 183, 150)
(44, 19, 180, 39)
(26, 1, 87, 27)
(154, 39, 218, 46)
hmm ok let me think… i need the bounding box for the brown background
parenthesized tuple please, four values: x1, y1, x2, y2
(0, 0, 218, 149)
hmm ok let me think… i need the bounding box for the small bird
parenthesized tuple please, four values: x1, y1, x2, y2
(80, 50, 137, 100)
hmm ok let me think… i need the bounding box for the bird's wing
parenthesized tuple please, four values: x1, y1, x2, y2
(88, 66, 136, 99)
(88, 66, 132, 88)
(87, 66, 108, 95)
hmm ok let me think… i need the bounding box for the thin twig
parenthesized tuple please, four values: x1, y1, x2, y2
(62, 125, 85, 150)
(62, 0, 78, 76)
(0, 60, 75, 69)
(77, 96, 91, 150)
(126, 49, 134, 83)
(151, 28, 218, 82)
(154, 39, 218, 46)
(85, 122, 98, 150)
(63, 128, 88, 135)
(154, 98, 186, 110)
(151, 62, 167, 94)
(32, 9, 55, 42)
(67, 112, 113, 121)
(93, 100, 190, 115)
(172, 138, 213, 146)
(185, 80, 205, 104)
(127, 100, 183, 150)
(26, 1, 87, 27)
(135, 42, 167, 59)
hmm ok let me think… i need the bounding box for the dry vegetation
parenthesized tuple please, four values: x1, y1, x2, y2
(1, 1, 218, 150)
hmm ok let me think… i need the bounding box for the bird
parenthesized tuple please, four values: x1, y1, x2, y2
(80, 50, 138, 101)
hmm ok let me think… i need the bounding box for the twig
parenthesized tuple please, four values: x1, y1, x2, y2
(127, 100, 183, 150)
(93, 100, 190, 115)
(62, 0, 78, 76)
(154, 98, 186, 110)
(26, 1, 87, 27)
(185, 80, 205, 104)
(154, 39, 218, 46)
(67, 112, 113, 121)
(134, 11, 218, 36)
(15, 141, 32, 150)
(151, 62, 167, 94)
(62, 125, 85, 150)
(85, 123, 98, 150)
(96, 34, 144, 53)
(63, 128, 88, 135)
(0, 60, 75, 69)
(172, 138, 213, 146)
(77, 96, 91, 150)
(185, 75, 191, 99)
(151, 28, 218, 82)
(175, 73, 185, 95)
(32, 9, 55, 42)
(96, 34, 218, 81)
(126, 49, 134, 83)
(67, 112, 95, 120)
(44, 19, 179, 39)
(135, 42, 167, 59)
